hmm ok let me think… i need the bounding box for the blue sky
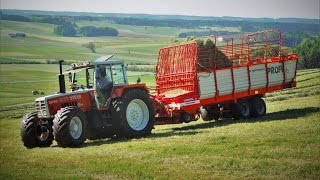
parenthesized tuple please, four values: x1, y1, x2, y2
(1, 0, 319, 19)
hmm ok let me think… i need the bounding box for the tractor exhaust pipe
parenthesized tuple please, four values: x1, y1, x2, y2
(58, 60, 66, 93)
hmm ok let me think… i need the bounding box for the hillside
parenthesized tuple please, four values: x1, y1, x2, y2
(0, 20, 172, 64)
(1, 9, 319, 64)
(0, 69, 319, 179)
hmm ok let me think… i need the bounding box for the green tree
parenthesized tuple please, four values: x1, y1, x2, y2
(54, 22, 76, 37)
(283, 31, 311, 47)
(294, 36, 320, 69)
(82, 42, 96, 53)
(79, 26, 118, 37)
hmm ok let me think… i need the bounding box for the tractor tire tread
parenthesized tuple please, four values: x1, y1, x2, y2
(53, 106, 87, 148)
(112, 89, 155, 138)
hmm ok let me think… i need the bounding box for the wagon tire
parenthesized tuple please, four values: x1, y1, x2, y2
(232, 99, 251, 120)
(200, 106, 220, 121)
(250, 97, 266, 117)
(200, 107, 213, 121)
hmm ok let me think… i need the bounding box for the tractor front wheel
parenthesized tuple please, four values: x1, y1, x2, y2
(112, 89, 155, 138)
(53, 107, 88, 147)
(21, 112, 53, 148)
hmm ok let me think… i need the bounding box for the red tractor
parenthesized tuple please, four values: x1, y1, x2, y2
(21, 55, 155, 148)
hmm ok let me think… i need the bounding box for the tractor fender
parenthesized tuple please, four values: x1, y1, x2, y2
(111, 84, 149, 99)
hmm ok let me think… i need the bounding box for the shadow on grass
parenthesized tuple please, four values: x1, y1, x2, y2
(76, 130, 200, 147)
(66, 107, 319, 148)
(172, 107, 320, 131)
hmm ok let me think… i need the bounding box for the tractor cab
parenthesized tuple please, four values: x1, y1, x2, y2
(65, 55, 128, 108)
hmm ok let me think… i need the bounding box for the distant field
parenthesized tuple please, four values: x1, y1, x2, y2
(76, 20, 181, 37)
(0, 64, 155, 106)
(0, 69, 319, 179)
(0, 20, 170, 64)
(0, 20, 242, 65)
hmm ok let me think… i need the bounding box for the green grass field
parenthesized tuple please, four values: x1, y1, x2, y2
(0, 19, 320, 179)
(0, 20, 241, 65)
(0, 69, 319, 179)
(0, 64, 155, 106)
(0, 20, 174, 64)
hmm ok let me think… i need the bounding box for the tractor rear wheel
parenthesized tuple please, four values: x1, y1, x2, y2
(112, 89, 155, 138)
(21, 112, 53, 148)
(232, 99, 251, 120)
(250, 97, 266, 117)
(53, 107, 88, 147)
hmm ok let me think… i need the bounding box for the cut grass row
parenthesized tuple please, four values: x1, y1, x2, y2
(265, 69, 320, 102)
(0, 94, 319, 179)
(0, 67, 319, 179)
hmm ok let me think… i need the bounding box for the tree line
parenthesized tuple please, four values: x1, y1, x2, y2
(1, 13, 319, 35)
(53, 23, 119, 37)
(108, 17, 318, 33)
(53, 24, 119, 37)
(79, 26, 118, 37)
(178, 30, 240, 38)
(0, 14, 118, 37)
(293, 36, 320, 69)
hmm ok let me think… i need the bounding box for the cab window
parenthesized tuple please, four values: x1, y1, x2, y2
(111, 64, 126, 85)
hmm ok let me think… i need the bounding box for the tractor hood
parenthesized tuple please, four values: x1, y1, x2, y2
(35, 89, 94, 118)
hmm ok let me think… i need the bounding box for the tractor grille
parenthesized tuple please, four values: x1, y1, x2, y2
(61, 101, 77, 108)
(35, 100, 48, 117)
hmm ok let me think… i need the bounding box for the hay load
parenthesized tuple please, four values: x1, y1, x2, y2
(250, 45, 287, 60)
(172, 37, 232, 70)
(195, 38, 232, 70)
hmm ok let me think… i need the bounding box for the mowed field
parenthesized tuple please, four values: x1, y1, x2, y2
(0, 64, 155, 107)
(0, 20, 241, 64)
(0, 20, 177, 64)
(0, 19, 320, 179)
(1, 19, 165, 106)
(0, 69, 319, 179)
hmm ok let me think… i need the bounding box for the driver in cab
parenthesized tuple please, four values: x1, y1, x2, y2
(96, 65, 113, 107)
